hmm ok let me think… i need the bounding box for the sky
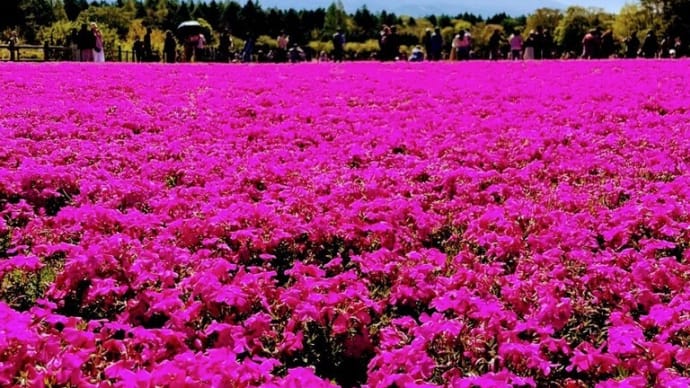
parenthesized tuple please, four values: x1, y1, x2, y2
(252, 0, 631, 16)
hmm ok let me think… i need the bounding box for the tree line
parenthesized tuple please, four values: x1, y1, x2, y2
(1, 0, 689, 59)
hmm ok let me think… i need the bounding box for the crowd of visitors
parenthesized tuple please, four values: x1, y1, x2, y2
(406, 26, 684, 62)
(3, 22, 687, 63)
(364, 25, 683, 62)
(61, 23, 106, 62)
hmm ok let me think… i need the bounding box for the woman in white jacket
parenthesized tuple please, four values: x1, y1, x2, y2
(451, 33, 462, 60)
(523, 30, 536, 60)
(91, 23, 105, 62)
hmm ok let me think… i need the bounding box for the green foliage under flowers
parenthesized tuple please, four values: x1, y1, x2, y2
(0, 253, 65, 311)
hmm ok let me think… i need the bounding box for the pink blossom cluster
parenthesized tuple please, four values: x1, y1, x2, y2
(1, 60, 690, 387)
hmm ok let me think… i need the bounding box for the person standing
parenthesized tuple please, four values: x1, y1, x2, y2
(67, 28, 79, 61)
(523, 31, 536, 60)
(451, 31, 462, 60)
(378, 25, 391, 61)
(143, 27, 152, 61)
(133, 37, 144, 62)
(542, 29, 554, 59)
(641, 30, 658, 58)
(389, 26, 400, 60)
(164, 30, 176, 63)
(430, 27, 443, 61)
(218, 30, 233, 62)
(489, 29, 501, 60)
(8, 31, 18, 61)
(659, 35, 672, 58)
(600, 29, 614, 58)
(422, 28, 433, 60)
(534, 26, 544, 59)
(183, 34, 195, 62)
(624, 31, 640, 58)
(276, 30, 289, 63)
(458, 29, 471, 60)
(672, 36, 684, 58)
(91, 23, 105, 62)
(242, 34, 255, 63)
(77, 23, 94, 62)
(581, 29, 597, 59)
(509, 32, 523, 60)
(195, 33, 206, 62)
(332, 28, 345, 62)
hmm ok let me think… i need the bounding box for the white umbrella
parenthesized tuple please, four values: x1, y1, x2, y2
(176, 20, 203, 37)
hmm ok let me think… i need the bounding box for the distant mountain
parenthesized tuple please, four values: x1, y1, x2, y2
(254, 0, 627, 16)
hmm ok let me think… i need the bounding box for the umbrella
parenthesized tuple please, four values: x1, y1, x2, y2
(177, 20, 204, 37)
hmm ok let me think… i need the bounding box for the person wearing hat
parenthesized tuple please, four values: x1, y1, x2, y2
(409, 45, 424, 62)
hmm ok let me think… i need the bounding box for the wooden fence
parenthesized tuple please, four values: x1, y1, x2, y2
(0, 42, 155, 62)
(0, 42, 72, 62)
(1, 42, 222, 63)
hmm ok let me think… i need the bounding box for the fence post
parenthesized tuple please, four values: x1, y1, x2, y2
(118, 46, 122, 62)
(44, 41, 49, 62)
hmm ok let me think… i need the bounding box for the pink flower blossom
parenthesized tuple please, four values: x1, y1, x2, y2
(2, 61, 690, 386)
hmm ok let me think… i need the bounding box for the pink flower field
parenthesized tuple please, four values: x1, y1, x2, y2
(1, 60, 690, 387)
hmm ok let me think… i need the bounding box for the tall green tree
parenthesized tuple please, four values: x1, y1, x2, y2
(175, 1, 191, 23)
(22, 0, 57, 26)
(438, 15, 452, 28)
(265, 8, 282, 37)
(0, 0, 22, 30)
(352, 6, 378, 40)
(78, 2, 135, 38)
(63, 0, 87, 21)
(642, 0, 690, 40)
(525, 8, 562, 35)
(487, 12, 526, 35)
(52, 0, 68, 21)
(154, 0, 169, 25)
(203, 0, 221, 29)
(324, 0, 348, 33)
(613, 3, 653, 38)
(301, 8, 326, 40)
(666, 1, 690, 41)
(16, 0, 58, 41)
(284, 8, 303, 43)
(555, 6, 614, 53)
(379, 10, 398, 27)
(220, 1, 241, 32)
(239, 0, 265, 36)
(122, 0, 136, 14)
